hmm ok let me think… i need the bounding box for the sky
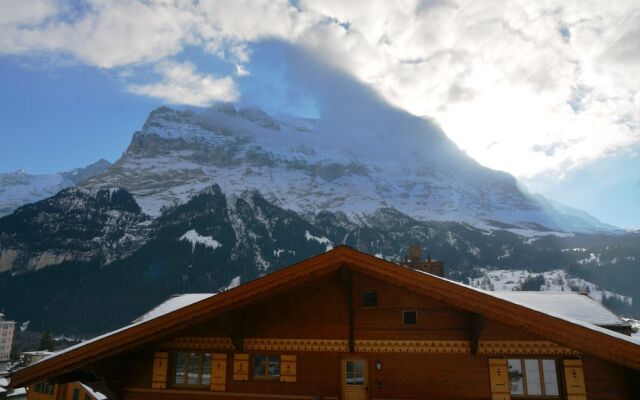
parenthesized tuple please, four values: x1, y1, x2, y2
(0, 0, 638, 227)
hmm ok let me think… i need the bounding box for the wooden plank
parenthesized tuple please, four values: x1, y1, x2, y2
(280, 355, 296, 383)
(488, 359, 510, 400)
(151, 352, 168, 389)
(233, 354, 249, 381)
(210, 353, 227, 391)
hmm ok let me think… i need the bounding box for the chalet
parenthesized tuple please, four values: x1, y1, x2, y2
(9, 246, 640, 399)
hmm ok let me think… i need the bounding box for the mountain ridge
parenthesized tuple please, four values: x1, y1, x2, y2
(82, 103, 612, 233)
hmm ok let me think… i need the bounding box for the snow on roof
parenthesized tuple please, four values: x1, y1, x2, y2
(36, 293, 216, 365)
(133, 293, 215, 323)
(491, 291, 628, 327)
(8, 387, 26, 397)
(79, 383, 107, 400)
(410, 267, 640, 346)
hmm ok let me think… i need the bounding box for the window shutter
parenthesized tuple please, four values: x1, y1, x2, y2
(233, 354, 250, 381)
(563, 359, 587, 400)
(210, 353, 227, 391)
(151, 352, 169, 389)
(280, 355, 297, 383)
(488, 359, 511, 400)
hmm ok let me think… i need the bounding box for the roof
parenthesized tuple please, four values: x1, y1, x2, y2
(79, 383, 107, 400)
(10, 246, 640, 388)
(491, 291, 628, 327)
(132, 293, 215, 323)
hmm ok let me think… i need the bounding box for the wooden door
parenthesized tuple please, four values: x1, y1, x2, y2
(342, 358, 368, 400)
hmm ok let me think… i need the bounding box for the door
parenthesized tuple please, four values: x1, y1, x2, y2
(342, 358, 368, 400)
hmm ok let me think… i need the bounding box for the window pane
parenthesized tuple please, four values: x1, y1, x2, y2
(403, 311, 417, 324)
(508, 359, 524, 395)
(268, 356, 280, 376)
(201, 353, 211, 385)
(354, 360, 365, 384)
(346, 360, 359, 385)
(542, 360, 559, 396)
(254, 355, 266, 376)
(175, 352, 186, 384)
(525, 359, 542, 395)
(188, 352, 199, 384)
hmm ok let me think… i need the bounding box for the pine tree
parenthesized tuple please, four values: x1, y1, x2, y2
(38, 331, 55, 351)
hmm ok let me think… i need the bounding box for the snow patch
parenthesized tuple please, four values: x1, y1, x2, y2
(179, 229, 222, 252)
(305, 230, 333, 251)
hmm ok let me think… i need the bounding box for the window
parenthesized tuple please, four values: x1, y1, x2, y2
(253, 355, 280, 379)
(362, 290, 378, 306)
(345, 359, 365, 385)
(508, 359, 559, 397)
(72, 388, 80, 400)
(403, 310, 417, 325)
(34, 381, 55, 395)
(174, 352, 211, 386)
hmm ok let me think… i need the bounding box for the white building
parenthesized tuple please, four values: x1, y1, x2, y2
(0, 313, 15, 362)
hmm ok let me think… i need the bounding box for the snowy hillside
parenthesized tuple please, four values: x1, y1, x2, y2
(0, 159, 111, 216)
(83, 104, 611, 233)
(469, 268, 632, 304)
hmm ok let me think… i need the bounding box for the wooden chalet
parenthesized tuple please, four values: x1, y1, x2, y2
(9, 246, 640, 399)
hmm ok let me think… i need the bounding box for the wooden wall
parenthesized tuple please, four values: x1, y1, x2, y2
(86, 269, 634, 399)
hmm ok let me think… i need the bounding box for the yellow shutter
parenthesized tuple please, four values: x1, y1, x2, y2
(151, 352, 169, 389)
(233, 354, 250, 381)
(280, 355, 297, 383)
(564, 359, 587, 400)
(488, 359, 511, 400)
(210, 353, 227, 391)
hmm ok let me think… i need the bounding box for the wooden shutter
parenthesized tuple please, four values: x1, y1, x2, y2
(488, 359, 511, 400)
(210, 353, 227, 391)
(151, 352, 169, 389)
(564, 359, 587, 400)
(280, 355, 297, 383)
(233, 354, 250, 381)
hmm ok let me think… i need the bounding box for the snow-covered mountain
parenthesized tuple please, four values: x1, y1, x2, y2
(83, 104, 610, 233)
(0, 159, 111, 216)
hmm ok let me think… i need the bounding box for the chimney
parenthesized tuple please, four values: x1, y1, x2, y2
(402, 244, 444, 277)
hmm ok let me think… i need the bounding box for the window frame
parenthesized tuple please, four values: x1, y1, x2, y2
(361, 290, 378, 306)
(508, 358, 561, 398)
(403, 310, 418, 325)
(172, 351, 212, 389)
(252, 354, 281, 381)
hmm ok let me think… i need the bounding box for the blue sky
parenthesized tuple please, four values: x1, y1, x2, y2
(0, 1, 638, 227)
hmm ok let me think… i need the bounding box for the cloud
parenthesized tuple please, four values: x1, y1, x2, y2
(1, 0, 639, 178)
(128, 61, 239, 106)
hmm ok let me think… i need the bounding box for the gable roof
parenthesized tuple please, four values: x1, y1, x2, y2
(10, 246, 640, 387)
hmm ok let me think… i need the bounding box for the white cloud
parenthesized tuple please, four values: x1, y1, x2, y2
(0, 0, 639, 178)
(128, 61, 239, 106)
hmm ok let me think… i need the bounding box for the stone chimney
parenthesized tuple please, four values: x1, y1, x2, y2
(402, 243, 444, 277)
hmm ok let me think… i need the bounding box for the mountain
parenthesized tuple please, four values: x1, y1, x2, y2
(0, 159, 112, 216)
(81, 104, 610, 233)
(0, 99, 635, 335)
(0, 184, 638, 334)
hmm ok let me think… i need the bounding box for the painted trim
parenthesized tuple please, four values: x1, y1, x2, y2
(160, 337, 578, 355)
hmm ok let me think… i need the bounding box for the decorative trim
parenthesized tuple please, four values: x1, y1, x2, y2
(478, 341, 580, 355)
(355, 340, 470, 354)
(160, 337, 579, 355)
(245, 339, 349, 352)
(161, 337, 234, 351)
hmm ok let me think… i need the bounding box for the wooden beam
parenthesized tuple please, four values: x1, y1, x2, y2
(340, 266, 355, 353)
(470, 313, 485, 354)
